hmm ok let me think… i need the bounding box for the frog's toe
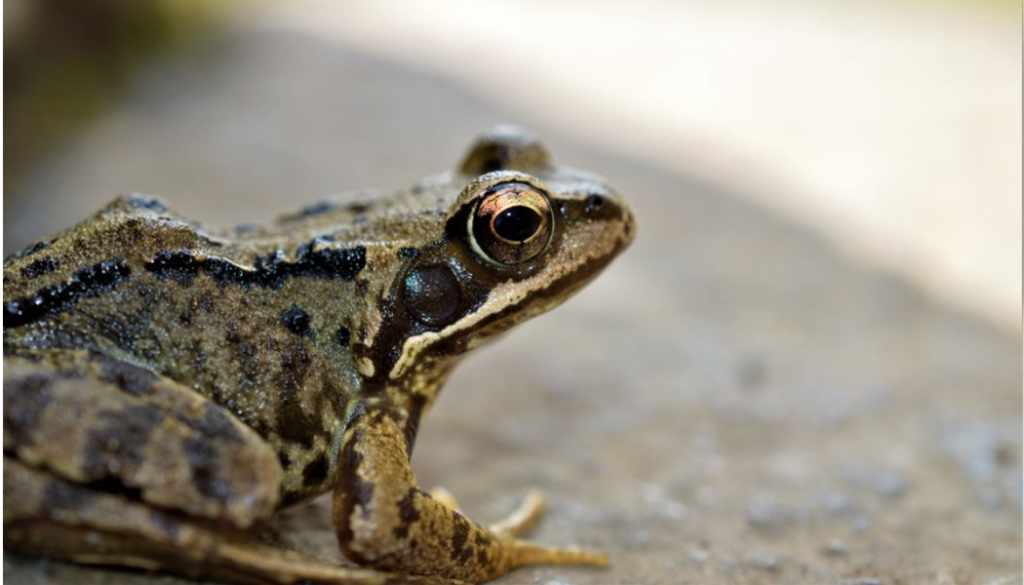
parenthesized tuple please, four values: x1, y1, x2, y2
(508, 540, 609, 569)
(489, 490, 546, 537)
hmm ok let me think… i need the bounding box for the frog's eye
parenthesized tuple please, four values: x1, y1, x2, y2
(469, 182, 554, 266)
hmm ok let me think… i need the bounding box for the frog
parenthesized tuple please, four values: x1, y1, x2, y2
(3, 125, 636, 584)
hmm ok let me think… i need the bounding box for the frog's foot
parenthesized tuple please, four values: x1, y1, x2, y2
(335, 408, 608, 582)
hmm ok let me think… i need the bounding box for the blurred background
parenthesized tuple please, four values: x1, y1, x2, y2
(5, 1, 1021, 583)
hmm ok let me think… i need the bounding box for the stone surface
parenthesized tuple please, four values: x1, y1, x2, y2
(5, 23, 1021, 585)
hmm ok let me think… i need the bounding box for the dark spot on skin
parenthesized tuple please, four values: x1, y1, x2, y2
(183, 436, 232, 502)
(3, 373, 54, 447)
(393, 487, 422, 539)
(403, 393, 429, 457)
(127, 195, 168, 213)
(82, 405, 165, 478)
(280, 305, 311, 336)
(94, 354, 158, 397)
(302, 453, 330, 487)
(398, 247, 419, 260)
(277, 452, 292, 470)
(450, 514, 471, 561)
(21, 257, 58, 279)
(226, 327, 261, 392)
(285, 200, 337, 220)
(4, 259, 132, 330)
(179, 402, 243, 445)
(348, 201, 373, 214)
(274, 342, 316, 448)
(145, 246, 366, 290)
(42, 480, 96, 514)
(83, 476, 144, 501)
(335, 327, 351, 349)
(356, 480, 375, 519)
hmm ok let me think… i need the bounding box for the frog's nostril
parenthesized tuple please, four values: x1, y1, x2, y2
(584, 194, 606, 213)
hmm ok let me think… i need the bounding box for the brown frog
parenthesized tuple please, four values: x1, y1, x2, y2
(3, 126, 636, 584)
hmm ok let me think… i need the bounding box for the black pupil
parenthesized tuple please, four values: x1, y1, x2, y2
(493, 206, 542, 242)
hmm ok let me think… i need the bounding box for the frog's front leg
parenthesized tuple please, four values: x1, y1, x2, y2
(333, 405, 607, 583)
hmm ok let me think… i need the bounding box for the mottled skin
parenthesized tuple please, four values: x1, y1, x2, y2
(3, 127, 636, 584)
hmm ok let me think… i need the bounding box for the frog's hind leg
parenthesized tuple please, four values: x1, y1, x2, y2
(3, 352, 399, 585)
(5, 457, 400, 585)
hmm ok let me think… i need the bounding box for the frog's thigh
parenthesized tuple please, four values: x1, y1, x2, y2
(4, 456, 405, 585)
(333, 408, 607, 583)
(4, 351, 280, 528)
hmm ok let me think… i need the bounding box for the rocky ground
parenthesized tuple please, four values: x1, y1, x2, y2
(4, 14, 1021, 585)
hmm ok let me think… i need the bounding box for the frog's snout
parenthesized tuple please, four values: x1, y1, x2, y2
(583, 189, 637, 249)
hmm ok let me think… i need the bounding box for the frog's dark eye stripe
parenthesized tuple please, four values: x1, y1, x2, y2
(468, 182, 553, 266)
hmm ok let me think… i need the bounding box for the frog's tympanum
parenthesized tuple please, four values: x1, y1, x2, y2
(3, 127, 636, 584)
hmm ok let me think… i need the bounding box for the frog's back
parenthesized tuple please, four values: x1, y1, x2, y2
(3, 195, 387, 502)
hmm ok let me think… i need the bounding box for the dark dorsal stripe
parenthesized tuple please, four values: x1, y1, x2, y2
(144, 245, 366, 289)
(4, 260, 132, 330)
